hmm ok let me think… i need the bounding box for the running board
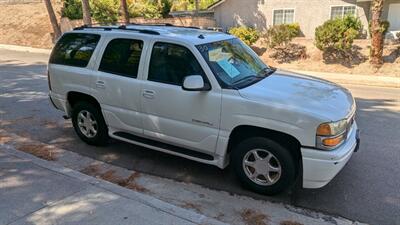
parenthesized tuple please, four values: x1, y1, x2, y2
(113, 132, 214, 161)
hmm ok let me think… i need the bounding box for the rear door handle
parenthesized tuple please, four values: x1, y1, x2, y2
(142, 89, 155, 99)
(96, 80, 106, 89)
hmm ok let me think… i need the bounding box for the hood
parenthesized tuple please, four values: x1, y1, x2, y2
(238, 70, 355, 121)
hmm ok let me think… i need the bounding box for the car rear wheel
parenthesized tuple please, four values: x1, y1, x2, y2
(231, 137, 296, 195)
(71, 101, 108, 146)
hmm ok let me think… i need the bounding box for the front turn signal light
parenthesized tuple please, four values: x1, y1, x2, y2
(322, 135, 345, 147)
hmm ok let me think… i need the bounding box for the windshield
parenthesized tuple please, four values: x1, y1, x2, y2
(196, 38, 272, 88)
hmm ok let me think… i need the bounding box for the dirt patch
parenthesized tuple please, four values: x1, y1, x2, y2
(0, 2, 62, 48)
(180, 202, 202, 213)
(240, 209, 270, 225)
(259, 38, 400, 76)
(0, 133, 12, 144)
(80, 166, 149, 193)
(41, 120, 59, 129)
(122, 172, 148, 192)
(17, 143, 57, 161)
(80, 164, 102, 176)
(280, 220, 304, 225)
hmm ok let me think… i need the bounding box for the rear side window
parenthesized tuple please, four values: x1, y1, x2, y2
(99, 39, 144, 78)
(148, 42, 205, 86)
(50, 33, 100, 67)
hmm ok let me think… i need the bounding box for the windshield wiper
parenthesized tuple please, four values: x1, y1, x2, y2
(257, 67, 276, 77)
(231, 75, 260, 86)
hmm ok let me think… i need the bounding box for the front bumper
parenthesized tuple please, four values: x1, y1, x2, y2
(302, 122, 360, 189)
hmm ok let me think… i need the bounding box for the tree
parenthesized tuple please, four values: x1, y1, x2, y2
(81, 0, 92, 26)
(120, 0, 130, 24)
(370, 0, 384, 67)
(44, 0, 61, 39)
(195, 0, 199, 16)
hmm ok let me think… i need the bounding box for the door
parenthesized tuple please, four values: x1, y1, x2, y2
(141, 41, 222, 154)
(388, 3, 400, 31)
(93, 37, 147, 135)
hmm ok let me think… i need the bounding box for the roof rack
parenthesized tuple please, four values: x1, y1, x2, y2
(73, 25, 161, 35)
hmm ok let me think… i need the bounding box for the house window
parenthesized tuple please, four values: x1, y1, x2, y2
(273, 9, 295, 25)
(331, 6, 356, 19)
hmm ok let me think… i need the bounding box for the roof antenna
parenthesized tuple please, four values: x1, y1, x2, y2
(198, 34, 205, 39)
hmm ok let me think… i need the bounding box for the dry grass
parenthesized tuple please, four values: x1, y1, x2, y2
(17, 143, 57, 161)
(280, 220, 304, 225)
(0, 135, 12, 144)
(80, 164, 102, 176)
(80, 165, 148, 193)
(180, 202, 202, 213)
(240, 209, 270, 225)
(41, 120, 59, 129)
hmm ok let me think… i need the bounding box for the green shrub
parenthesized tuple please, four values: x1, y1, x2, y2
(90, 0, 119, 24)
(61, 0, 83, 20)
(160, 0, 172, 18)
(128, 0, 163, 19)
(315, 15, 362, 51)
(265, 23, 300, 48)
(369, 20, 390, 35)
(229, 26, 260, 46)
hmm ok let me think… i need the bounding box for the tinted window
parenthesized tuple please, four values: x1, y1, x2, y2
(99, 39, 144, 78)
(148, 42, 205, 85)
(50, 33, 100, 67)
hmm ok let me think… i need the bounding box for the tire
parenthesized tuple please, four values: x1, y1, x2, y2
(231, 137, 296, 195)
(71, 101, 109, 146)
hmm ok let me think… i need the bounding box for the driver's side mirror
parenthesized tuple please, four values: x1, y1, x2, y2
(182, 75, 210, 91)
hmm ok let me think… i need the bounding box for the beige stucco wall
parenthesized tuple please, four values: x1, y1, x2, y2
(213, 0, 372, 38)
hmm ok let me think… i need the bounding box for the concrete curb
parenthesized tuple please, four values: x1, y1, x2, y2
(0, 44, 52, 54)
(0, 143, 228, 225)
(290, 69, 400, 88)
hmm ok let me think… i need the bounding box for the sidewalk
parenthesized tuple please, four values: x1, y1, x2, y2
(0, 144, 226, 225)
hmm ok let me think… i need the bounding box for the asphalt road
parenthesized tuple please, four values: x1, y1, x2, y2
(1, 49, 399, 225)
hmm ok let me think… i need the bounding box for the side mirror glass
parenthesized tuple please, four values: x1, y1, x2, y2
(182, 75, 210, 91)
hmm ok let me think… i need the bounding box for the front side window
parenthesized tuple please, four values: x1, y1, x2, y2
(148, 42, 205, 86)
(50, 33, 100, 67)
(273, 9, 295, 25)
(331, 6, 356, 19)
(99, 39, 143, 78)
(197, 38, 274, 89)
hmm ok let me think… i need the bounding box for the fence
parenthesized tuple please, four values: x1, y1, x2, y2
(60, 16, 217, 33)
(0, 0, 42, 4)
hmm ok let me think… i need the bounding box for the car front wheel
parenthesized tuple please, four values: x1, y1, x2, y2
(231, 137, 296, 195)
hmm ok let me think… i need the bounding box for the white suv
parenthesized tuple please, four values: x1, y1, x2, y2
(48, 25, 360, 195)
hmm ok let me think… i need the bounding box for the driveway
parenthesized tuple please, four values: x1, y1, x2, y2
(1, 49, 399, 225)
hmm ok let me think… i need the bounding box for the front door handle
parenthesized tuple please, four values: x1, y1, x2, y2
(96, 80, 106, 89)
(142, 89, 155, 99)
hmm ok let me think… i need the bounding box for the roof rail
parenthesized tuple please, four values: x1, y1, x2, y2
(129, 23, 200, 29)
(73, 25, 160, 35)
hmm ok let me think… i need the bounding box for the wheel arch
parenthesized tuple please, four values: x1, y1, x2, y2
(226, 125, 302, 167)
(66, 91, 101, 116)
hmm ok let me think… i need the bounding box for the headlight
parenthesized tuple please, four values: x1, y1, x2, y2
(316, 119, 347, 150)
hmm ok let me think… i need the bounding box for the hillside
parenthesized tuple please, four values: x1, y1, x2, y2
(0, 2, 62, 49)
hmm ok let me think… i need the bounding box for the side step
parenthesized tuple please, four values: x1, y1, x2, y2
(113, 132, 214, 161)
